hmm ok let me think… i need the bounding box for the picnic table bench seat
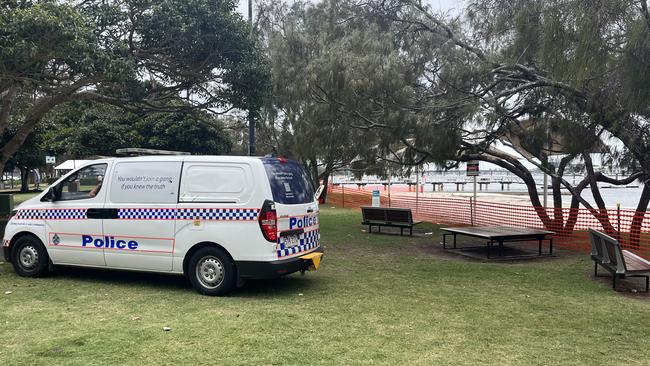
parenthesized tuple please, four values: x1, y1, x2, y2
(589, 229, 650, 292)
(361, 206, 421, 236)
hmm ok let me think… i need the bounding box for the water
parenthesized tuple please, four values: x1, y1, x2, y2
(334, 172, 645, 209)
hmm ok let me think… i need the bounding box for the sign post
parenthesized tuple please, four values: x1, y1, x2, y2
(467, 161, 480, 225)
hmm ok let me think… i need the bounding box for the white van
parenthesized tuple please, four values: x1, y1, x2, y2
(2, 156, 323, 295)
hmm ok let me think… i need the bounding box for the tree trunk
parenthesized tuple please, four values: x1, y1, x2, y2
(583, 154, 617, 236)
(309, 156, 319, 190)
(19, 167, 29, 193)
(551, 175, 564, 231)
(629, 183, 650, 249)
(320, 171, 330, 202)
(0, 77, 97, 175)
(563, 177, 591, 233)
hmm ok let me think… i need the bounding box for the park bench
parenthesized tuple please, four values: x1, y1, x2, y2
(361, 206, 421, 236)
(589, 229, 650, 292)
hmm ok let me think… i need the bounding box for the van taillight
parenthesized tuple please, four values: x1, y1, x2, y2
(259, 200, 277, 242)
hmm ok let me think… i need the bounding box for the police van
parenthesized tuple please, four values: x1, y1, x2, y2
(2, 156, 323, 295)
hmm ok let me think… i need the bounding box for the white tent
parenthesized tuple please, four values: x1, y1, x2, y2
(54, 160, 92, 172)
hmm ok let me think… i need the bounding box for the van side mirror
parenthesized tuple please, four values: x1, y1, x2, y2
(45, 186, 59, 202)
(314, 185, 324, 201)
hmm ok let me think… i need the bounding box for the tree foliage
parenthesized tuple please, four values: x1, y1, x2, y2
(42, 102, 232, 157)
(286, 0, 650, 238)
(256, 0, 368, 193)
(0, 0, 268, 173)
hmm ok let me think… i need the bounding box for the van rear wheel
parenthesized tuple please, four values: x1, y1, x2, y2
(11, 235, 50, 277)
(188, 247, 235, 296)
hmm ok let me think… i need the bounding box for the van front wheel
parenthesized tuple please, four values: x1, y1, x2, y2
(11, 235, 50, 277)
(188, 247, 235, 296)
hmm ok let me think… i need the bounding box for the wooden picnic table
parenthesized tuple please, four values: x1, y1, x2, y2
(441, 226, 554, 259)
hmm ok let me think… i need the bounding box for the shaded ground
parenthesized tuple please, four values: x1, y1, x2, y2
(0, 207, 649, 365)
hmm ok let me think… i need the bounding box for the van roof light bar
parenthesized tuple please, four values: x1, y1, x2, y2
(115, 148, 191, 156)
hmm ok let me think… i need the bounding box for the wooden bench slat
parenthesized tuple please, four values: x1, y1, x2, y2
(623, 250, 650, 272)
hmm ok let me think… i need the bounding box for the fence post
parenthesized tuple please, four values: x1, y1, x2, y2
(470, 197, 474, 226)
(617, 202, 621, 243)
(415, 165, 419, 214)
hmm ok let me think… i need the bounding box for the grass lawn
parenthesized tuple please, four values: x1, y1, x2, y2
(0, 190, 41, 206)
(12, 191, 40, 205)
(1, 207, 650, 365)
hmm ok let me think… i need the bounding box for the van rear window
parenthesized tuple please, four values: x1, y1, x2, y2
(262, 158, 315, 204)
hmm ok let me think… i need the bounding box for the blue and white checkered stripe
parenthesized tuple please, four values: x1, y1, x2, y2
(15, 209, 87, 220)
(118, 208, 177, 220)
(176, 208, 259, 221)
(277, 229, 320, 258)
(301, 229, 320, 247)
(15, 208, 259, 221)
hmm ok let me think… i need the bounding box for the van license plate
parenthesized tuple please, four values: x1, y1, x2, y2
(285, 235, 300, 247)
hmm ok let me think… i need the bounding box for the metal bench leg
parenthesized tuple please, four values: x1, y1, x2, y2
(410, 227, 413, 236)
(487, 239, 492, 259)
(549, 238, 553, 255)
(538, 238, 542, 256)
(368, 225, 372, 233)
(400, 227, 403, 236)
(453, 234, 457, 249)
(645, 276, 649, 293)
(378, 226, 381, 233)
(498, 240, 503, 257)
(594, 261, 598, 277)
(613, 275, 617, 290)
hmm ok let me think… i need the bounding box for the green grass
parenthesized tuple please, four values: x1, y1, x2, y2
(12, 192, 40, 205)
(1, 207, 649, 365)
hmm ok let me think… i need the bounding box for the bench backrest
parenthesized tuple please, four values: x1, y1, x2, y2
(361, 207, 413, 224)
(588, 228, 606, 262)
(385, 209, 413, 224)
(362, 207, 387, 222)
(588, 229, 626, 274)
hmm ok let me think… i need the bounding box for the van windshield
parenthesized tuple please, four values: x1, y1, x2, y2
(262, 158, 315, 205)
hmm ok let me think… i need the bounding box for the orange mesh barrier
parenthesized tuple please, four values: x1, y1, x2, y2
(327, 186, 650, 257)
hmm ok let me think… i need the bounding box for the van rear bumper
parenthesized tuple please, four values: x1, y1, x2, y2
(237, 246, 323, 279)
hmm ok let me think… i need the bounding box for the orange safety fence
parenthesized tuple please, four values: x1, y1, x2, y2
(326, 186, 650, 257)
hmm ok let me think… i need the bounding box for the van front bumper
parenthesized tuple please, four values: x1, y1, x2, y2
(2, 246, 9, 263)
(237, 246, 323, 279)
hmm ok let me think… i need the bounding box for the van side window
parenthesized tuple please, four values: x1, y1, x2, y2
(179, 163, 253, 203)
(58, 164, 108, 201)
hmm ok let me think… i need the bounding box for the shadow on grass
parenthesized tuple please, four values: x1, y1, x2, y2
(53, 266, 190, 291)
(50, 265, 320, 298)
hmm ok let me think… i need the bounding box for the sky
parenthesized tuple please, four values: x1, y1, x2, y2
(236, 0, 463, 19)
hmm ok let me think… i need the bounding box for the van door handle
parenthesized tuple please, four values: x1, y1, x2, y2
(307, 208, 314, 213)
(87, 208, 103, 219)
(87, 208, 118, 219)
